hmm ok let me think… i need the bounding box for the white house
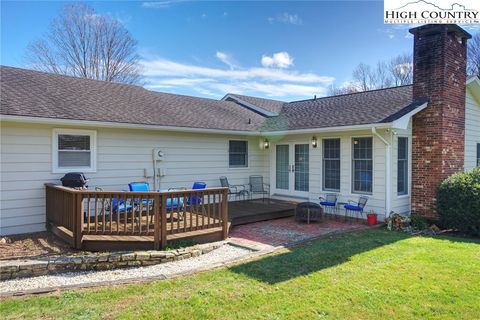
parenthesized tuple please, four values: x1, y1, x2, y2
(1, 24, 479, 236)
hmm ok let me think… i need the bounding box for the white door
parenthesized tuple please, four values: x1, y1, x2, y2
(273, 143, 309, 197)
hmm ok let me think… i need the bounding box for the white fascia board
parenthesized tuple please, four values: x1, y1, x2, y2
(391, 102, 429, 130)
(223, 94, 279, 117)
(1, 115, 394, 137)
(261, 123, 392, 136)
(0, 115, 259, 136)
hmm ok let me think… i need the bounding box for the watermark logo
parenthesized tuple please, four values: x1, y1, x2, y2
(384, 0, 480, 24)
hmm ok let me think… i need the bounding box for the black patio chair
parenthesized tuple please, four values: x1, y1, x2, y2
(344, 196, 369, 222)
(219, 176, 249, 201)
(319, 193, 338, 218)
(249, 175, 270, 202)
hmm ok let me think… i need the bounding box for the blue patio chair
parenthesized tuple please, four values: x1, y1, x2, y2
(319, 193, 338, 218)
(130, 181, 183, 211)
(344, 196, 368, 222)
(185, 182, 207, 215)
(84, 187, 132, 223)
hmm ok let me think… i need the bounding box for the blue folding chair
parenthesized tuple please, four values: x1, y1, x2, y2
(319, 193, 338, 219)
(344, 196, 368, 222)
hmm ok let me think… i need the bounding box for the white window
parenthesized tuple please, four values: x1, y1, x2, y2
(323, 138, 341, 191)
(229, 140, 248, 168)
(52, 129, 96, 173)
(397, 137, 409, 195)
(352, 137, 373, 194)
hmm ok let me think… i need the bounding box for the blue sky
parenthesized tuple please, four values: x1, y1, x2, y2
(0, 0, 447, 100)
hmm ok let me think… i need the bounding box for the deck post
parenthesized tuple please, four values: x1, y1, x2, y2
(154, 193, 160, 250)
(222, 189, 228, 239)
(74, 193, 83, 249)
(160, 194, 167, 249)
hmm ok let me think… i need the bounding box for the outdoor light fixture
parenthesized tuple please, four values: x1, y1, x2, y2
(263, 139, 270, 149)
(311, 136, 318, 148)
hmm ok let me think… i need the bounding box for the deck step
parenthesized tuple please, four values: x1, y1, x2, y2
(81, 227, 224, 251)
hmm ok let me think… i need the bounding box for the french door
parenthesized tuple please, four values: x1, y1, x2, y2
(274, 143, 309, 197)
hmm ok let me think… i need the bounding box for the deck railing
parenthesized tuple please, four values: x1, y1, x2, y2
(45, 184, 229, 249)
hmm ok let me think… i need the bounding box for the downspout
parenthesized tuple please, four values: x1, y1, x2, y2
(372, 127, 391, 218)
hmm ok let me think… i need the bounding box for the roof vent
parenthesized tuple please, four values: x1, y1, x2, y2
(248, 118, 252, 124)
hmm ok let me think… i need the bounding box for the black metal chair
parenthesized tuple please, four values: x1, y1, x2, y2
(319, 193, 338, 219)
(219, 176, 248, 201)
(249, 175, 270, 202)
(344, 196, 369, 221)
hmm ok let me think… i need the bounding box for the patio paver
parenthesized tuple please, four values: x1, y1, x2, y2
(229, 217, 367, 250)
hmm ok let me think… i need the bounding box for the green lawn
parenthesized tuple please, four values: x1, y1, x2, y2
(1, 229, 479, 320)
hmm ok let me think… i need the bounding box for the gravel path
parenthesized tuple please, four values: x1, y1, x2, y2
(0, 244, 253, 295)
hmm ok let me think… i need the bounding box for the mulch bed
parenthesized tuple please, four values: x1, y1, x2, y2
(0, 232, 85, 260)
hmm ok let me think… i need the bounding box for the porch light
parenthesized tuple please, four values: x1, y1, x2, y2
(311, 136, 318, 148)
(263, 139, 270, 149)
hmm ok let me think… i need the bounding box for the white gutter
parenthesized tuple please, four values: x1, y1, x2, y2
(1, 114, 393, 136)
(262, 123, 391, 136)
(0, 115, 259, 136)
(372, 127, 392, 218)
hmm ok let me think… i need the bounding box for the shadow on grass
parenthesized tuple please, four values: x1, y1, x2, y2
(229, 228, 409, 284)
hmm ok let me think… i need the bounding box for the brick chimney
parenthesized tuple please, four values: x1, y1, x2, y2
(409, 24, 471, 218)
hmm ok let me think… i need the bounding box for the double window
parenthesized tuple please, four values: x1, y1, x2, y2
(352, 137, 373, 193)
(397, 137, 408, 195)
(229, 140, 248, 168)
(323, 139, 340, 191)
(53, 129, 96, 173)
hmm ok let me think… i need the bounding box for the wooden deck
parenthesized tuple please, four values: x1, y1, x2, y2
(229, 199, 297, 226)
(46, 184, 299, 251)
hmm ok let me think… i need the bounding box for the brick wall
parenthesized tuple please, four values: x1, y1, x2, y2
(410, 25, 471, 218)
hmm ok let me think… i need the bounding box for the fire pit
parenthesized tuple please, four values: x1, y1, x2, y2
(295, 202, 323, 224)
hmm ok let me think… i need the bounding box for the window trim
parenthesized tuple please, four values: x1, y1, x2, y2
(52, 128, 97, 173)
(228, 140, 249, 169)
(351, 136, 373, 195)
(397, 136, 409, 196)
(322, 138, 341, 192)
(477, 143, 480, 167)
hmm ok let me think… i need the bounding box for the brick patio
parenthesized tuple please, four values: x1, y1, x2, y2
(229, 217, 368, 250)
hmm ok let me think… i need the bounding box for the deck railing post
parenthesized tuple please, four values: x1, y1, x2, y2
(74, 193, 84, 249)
(154, 193, 160, 250)
(222, 188, 228, 239)
(161, 194, 167, 249)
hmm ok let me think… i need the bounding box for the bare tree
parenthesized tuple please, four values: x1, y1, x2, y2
(467, 33, 480, 76)
(26, 2, 141, 84)
(388, 53, 413, 86)
(332, 53, 413, 94)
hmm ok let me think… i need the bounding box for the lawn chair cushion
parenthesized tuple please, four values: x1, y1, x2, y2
(344, 204, 363, 211)
(320, 201, 336, 206)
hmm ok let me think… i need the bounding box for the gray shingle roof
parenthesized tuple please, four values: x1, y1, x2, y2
(262, 86, 418, 131)
(1, 65, 422, 132)
(224, 93, 286, 114)
(0, 66, 265, 131)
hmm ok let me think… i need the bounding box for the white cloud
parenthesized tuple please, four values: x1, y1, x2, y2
(268, 12, 303, 25)
(140, 54, 333, 99)
(141, 1, 188, 9)
(215, 51, 237, 69)
(261, 52, 294, 69)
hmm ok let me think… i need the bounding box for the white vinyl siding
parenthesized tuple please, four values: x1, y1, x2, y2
(0, 122, 269, 235)
(465, 89, 480, 171)
(270, 130, 386, 219)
